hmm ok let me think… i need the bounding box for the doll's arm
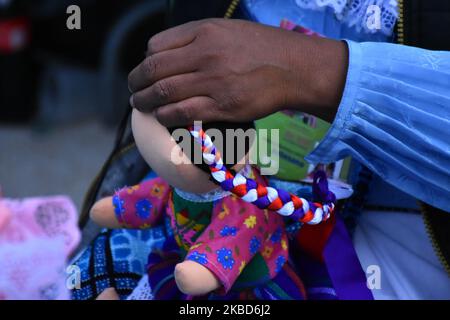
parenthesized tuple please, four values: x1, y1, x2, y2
(90, 196, 122, 228)
(174, 197, 283, 295)
(90, 177, 170, 229)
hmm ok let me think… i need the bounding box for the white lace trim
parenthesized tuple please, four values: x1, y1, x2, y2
(175, 186, 231, 203)
(295, 0, 348, 13)
(126, 274, 154, 300)
(295, 0, 398, 36)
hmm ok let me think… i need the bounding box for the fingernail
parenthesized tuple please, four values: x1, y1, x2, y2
(129, 95, 135, 108)
(128, 84, 133, 93)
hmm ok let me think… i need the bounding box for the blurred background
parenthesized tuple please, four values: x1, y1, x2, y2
(0, 0, 168, 210)
(0, 0, 248, 285)
(0, 0, 235, 212)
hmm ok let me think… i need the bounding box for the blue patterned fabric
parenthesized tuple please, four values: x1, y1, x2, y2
(71, 227, 166, 300)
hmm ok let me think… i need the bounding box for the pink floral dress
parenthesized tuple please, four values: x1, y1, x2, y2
(113, 167, 293, 295)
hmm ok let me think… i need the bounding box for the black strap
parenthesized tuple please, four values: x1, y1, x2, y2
(79, 107, 132, 228)
(404, 0, 450, 50)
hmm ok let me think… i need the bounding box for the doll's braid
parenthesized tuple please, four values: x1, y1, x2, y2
(189, 126, 336, 225)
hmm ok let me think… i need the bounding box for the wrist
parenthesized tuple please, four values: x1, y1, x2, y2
(282, 34, 348, 122)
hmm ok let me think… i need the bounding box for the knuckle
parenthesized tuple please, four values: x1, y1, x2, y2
(204, 51, 221, 64)
(154, 107, 169, 125)
(177, 103, 193, 123)
(143, 56, 157, 79)
(197, 20, 218, 37)
(154, 80, 173, 102)
(221, 94, 241, 113)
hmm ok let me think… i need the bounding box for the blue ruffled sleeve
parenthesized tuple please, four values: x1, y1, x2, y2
(306, 40, 450, 210)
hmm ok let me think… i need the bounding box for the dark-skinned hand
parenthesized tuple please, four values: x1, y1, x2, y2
(128, 18, 348, 126)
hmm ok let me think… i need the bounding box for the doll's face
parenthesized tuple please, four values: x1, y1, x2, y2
(131, 109, 246, 193)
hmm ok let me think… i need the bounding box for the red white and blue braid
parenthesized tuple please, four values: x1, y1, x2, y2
(189, 126, 337, 225)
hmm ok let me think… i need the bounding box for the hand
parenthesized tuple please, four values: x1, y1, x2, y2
(128, 18, 348, 126)
(174, 260, 221, 295)
(96, 288, 120, 300)
(90, 196, 122, 229)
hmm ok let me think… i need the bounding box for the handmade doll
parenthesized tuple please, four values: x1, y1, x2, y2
(90, 109, 335, 299)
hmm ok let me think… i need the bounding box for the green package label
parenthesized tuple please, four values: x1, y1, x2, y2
(254, 111, 350, 182)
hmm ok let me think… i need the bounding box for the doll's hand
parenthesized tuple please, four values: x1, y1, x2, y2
(128, 18, 348, 124)
(96, 287, 120, 300)
(174, 260, 221, 295)
(90, 196, 122, 229)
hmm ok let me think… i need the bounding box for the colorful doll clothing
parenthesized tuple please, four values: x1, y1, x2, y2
(144, 248, 306, 300)
(113, 167, 292, 294)
(70, 227, 308, 300)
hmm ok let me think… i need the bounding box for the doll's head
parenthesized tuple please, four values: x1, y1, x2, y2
(131, 109, 254, 194)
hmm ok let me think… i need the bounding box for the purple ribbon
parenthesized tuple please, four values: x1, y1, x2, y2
(312, 170, 336, 204)
(323, 216, 374, 300)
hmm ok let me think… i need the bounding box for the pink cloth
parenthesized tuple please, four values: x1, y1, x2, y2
(0, 196, 80, 300)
